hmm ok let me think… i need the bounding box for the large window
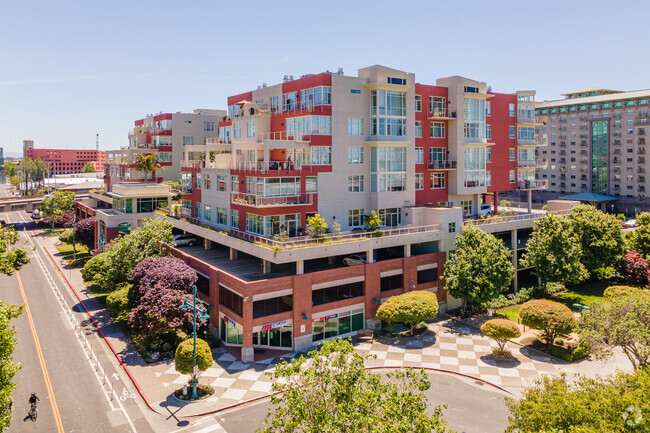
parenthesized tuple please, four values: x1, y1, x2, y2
(592, 121, 608, 194)
(431, 122, 445, 138)
(301, 86, 331, 109)
(234, 123, 241, 139)
(246, 213, 264, 234)
(217, 175, 227, 192)
(219, 285, 243, 316)
(415, 147, 423, 164)
(247, 121, 255, 137)
(312, 309, 364, 342)
(349, 209, 364, 227)
(183, 136, 194, 146)
(312, 281, 364, 306)
(231, 209, 239, 228)
(378, 208, 401, 226)
(431, 173, 445, 189)
(370, 90, 406, 136)
(429, 96, 446, 115)
(270, 96, 279, 113)
(464, 147, 487, 187)
(417, 268, 438, 284)
(348, 118, 364, 136)
(348, 146, 364, 164)
(253, 295, 293, 319)
(311, 146, 331, 165)
(203, 204, 212, 221)
(283, 92, 297, 111)
(286, 116, 331, 137)
(217, 207, 227, 225)
(381, 274, 403, 292)
(464, 98, 486, 140)
(306, 176, 317, 193)
(370, 146, 407, 192)
(348, 175, 364, 193)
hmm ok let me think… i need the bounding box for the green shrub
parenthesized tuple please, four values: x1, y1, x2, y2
(106, 284, 133, 318)
(603, 285, 640, 301)
(544, 343, 589, 362)
(376, 291, 439, 335)
(174, 338, 213, 375)
(520, 299, 577, 345)
(481, 319, 521, 355)
(82, 253, 108, 284)
(59, 228, 74, 244)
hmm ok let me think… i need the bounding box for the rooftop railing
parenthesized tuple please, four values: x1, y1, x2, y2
(231, 192, 314, 207)
(467, 209, 571, 226)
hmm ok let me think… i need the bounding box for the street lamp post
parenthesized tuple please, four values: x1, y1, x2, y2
(72, 213, 76, 262)
(180, 285, 210, 399)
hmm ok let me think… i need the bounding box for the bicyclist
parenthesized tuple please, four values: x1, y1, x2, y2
(28, 393, 39, 406)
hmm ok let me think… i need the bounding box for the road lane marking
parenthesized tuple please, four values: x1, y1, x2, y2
(16, 269, 65, 433)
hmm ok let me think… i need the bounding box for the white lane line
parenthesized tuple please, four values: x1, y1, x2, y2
(168, 416, 216, 433)
(23, 230, 139, 433)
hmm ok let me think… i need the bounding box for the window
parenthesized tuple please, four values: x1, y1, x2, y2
(231, 175, 239, 192)
(217, 207, 227, 225)
(381, 274, 403, 292)
(203, 122, 214, 131)
(300, 86, 331, 109)
(417, 268, 438, 285)
(348, 146, 364, 164)
(415, 95, 422, 112)
(283, 92, 297, 111)
(431, 172, 445, 189)
(429, 96, 446, 115)
(509, 126, 515, 139)
(348, 118, 364, 136)
(486, 101, 492, 117)
(486, 171, 492, 186)
(415, 121, 422, 138)
(464, 98, 486, 139)
(348, 175, 364, 193)
(311, 146, 331, 165)
(204, 173, 211, 189)
(286, 116, 331, 137)
(370, 146, 407, 192)
(448, 222, 456, 233)
(350, 89, 361, 94)
(415, 147, 423, 164)
(231, 209, 239, 228)
(219, 285, 243, 316)
(509, 103, 516, 117)
(509, 170, 516, 183)
(378, 208, 401, 226)
(234, 123, 241, 138)
(486, 124, 491, 140)
(415, 173, 424, 190)
(183, 136, 194, 146)
(387, 77, 406, 85)
(306, 176, 317, 193)
(370, 90, 406, 136)
(217, 175, 227, 192)
(464, 147, 487, 187)
(270, 96, 280, 112)
(247, 121, 255, 137)
(461, 200, 472, 215)
(431, 122, 445, 138)
(348, 209, 364, 227)
(246, 213, 265, 234)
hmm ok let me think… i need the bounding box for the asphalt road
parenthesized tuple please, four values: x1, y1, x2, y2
(215, 370, 511, 433)
(1, 210, 156, 433)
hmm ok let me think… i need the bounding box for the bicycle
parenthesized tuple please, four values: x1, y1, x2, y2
(28, 403, 37, 421)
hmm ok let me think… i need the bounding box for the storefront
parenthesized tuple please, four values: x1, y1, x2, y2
(219, 313, 243, 345)
(252, 319, 293, 349)
(312, 306, 365, 343)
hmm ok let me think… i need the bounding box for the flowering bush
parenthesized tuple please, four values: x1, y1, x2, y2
(620, 250, 650, 287)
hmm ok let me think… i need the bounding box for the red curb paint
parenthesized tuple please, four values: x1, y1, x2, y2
(43, 245, 161, 414)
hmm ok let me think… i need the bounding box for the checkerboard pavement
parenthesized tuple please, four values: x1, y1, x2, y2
(150, 318, 578, 414)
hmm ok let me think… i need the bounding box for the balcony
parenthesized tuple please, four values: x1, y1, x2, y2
(516, 138, 537, 146)
(427, 108, 457, 120)
(639, 168, 646, 174)
(517, 115, 537, 124)
(516, 160, 537, 168)
(516, 179, 548, 190)
(427, 160, 457, 170)
(261, 131, 311, 144)
(231, 192, 314, 207)
(234, 160, 306, 173)
(180, 185, 193, 194)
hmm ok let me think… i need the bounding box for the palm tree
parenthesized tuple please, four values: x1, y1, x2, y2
(135, 153, 162, 180)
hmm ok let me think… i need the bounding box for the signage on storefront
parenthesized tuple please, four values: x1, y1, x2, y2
(324, 314, 338, 320)
(260, 320, 288, 331)
(222, 315, 235, 326)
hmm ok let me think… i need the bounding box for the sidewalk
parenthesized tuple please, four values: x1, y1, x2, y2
(41, 234, 636, 419)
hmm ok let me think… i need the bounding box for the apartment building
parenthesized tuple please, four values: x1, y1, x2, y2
(23, 140, 106, 175)
(535, 87, 650, 211)
(0, 147, 5, 184)
(85, 65, 545, 362)
(105, 109, 225, 187)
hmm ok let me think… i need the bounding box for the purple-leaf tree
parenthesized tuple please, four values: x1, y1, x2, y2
(75, 217, 96, 250)
(131, 257, 198, 297)
(620, 250, 650, 287)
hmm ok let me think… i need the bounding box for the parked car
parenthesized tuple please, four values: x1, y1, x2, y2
(479, 203, 493, 216)
(173, 234, 199, 247)
(343, 254, 367, 266)
(623, 219, 637, 228)
(31, 209, 42, 219)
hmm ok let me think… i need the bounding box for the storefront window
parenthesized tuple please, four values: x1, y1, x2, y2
(312, 309, 364, 342)
(220, 316, 243, 345)
(252, 324, 292, 349)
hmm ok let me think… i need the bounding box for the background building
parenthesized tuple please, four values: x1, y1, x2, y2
(23, 140, 106, 175)
(0, 147, 5, 184)
(535, 87, 649, 212)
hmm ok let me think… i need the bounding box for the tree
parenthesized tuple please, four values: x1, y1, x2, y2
(74, 217, 96, 250)
(4, 161, 16, 178)
(519, 299, 576, 345)
(81, 161, 96, 173)
(375, 290, 439, 335)
(627, 212, 650, 259)
(0, 227, 30, 275)
(481, 319, 521, 357)
(174, 338, 213, 376)
(81, 253, 108, 284)
(443, 224, 515, 305)
(135, 153, 161, 180)
(580, 292, 650, 370)
(520, 213, 588, 289)
(569, 205, 625, 274)
(131, 257, 198, 299)
(306, 213, 328, 237)
(41, 191, 76, 227)
(619, 250, 650, 287)
(0, 302, 23, 431)
(506, 370, 650, 432)
(366, 210, 382, 231)
(94, 218, 174, 291)
(259, 339, 450, 433)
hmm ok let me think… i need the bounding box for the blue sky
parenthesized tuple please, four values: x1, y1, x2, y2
(1, 0, 649, 155)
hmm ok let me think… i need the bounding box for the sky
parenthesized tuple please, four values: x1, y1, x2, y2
(1, 0, 649, 156)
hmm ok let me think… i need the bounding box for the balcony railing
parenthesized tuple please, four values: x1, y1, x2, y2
(180, 185, 193, 194)
(260, 131, 312, 143)
(467, 209, 571, 227)
(205, 137, 232, 145)
(427, 108, 457, 119)
(234, 160, 305, 172)
(516, 138, 537, 146)
(516, 179, 548, 190)
(517, 115, 537, 124)
(427, 160, 457, 170)
(231, 192, 314, 207)
(516, 160, 537, 168)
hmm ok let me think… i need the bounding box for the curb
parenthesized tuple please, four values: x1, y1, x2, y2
(42, 245, 161, 415)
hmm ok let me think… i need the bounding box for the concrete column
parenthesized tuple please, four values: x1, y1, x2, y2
(229, 248, 238, 260)
(511, 229, 519, 292)
(296, 260, 304, 275)
(328, 256, 335, 265)
(527, 190, 532, 214)
(204, 239, 211, 250)
(474, 194, 481, 213)
(404, 244, 411, 258)
(367, 249, 374, 263)
(261, 259, 271, 274)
